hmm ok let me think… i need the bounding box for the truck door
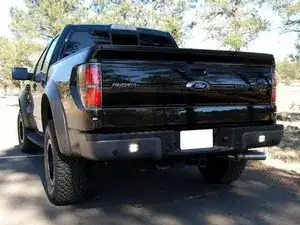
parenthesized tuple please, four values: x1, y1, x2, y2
(32, 37, 58, 133)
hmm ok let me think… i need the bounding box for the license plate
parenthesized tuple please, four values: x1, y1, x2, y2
(180, 129, 213, 150)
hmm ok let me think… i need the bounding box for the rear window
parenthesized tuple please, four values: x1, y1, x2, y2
(62, 30, 110, 57)
(139, 33, 176, 47)
(61, 28, 177, 58)
(112, 33, 138, 45)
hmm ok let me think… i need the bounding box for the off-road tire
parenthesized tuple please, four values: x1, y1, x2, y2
(44, 120, 89, 205)
(198, 157, 247, 184)
(17, 110, 38, 153)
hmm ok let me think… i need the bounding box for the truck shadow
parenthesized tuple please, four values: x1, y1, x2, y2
(72, 162, 300, 225)
(74, 163, 300, 225)
(86, 164, 227, 206)
(0, 146, 299, 225)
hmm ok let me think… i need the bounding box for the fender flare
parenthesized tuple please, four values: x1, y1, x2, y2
(18, 91, 30, 128)
(44, 80, 72, 156)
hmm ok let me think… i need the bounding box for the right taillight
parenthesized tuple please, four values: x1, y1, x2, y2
(77, 63, 102, 109)
(271, 71, 276, 104)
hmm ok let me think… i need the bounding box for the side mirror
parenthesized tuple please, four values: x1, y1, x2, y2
(12, 67, 31, 80)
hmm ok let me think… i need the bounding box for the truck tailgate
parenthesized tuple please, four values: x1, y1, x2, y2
(94, 46, 275, 129)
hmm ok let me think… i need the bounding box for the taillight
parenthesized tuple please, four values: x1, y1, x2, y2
(77, 63, 102, 109)
(271, 71, 276, 104)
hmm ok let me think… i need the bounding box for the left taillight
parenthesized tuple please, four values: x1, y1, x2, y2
(77, 63, 102, 109)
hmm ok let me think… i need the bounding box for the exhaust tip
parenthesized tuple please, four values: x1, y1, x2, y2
(229, 150, 266, 160)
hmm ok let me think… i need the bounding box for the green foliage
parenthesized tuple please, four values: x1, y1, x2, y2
(199, 0, 270, 51)
(88, 0, 194, 44)
(0, 37, 43, 87)
(10, 0, 87, 40)
(10, 0, 194, 44)
(266, 0, 300, 60)
(285, 1, 300, 61)
(276, 58, 300, 83)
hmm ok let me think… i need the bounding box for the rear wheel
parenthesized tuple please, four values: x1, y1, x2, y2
(198, 156, 247, 184)
(44, 120, 89, 205)
(17, 110, 38, 153)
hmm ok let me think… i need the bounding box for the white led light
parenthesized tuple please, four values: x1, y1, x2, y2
(129, 143, 139, 153)
(258, 135, 266, 143)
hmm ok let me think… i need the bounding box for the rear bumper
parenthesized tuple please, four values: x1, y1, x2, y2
(70, 124, 284, 161)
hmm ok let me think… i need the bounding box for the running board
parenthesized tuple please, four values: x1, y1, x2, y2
(229, 150, 266, 161)
(27, 132, 44, 149)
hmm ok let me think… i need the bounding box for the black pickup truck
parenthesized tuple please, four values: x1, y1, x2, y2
(12, 24, 283, 205)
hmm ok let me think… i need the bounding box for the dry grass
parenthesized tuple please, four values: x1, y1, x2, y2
(265, 109, 300, 172)
(267, 84, 300, 168)
(266, 125, 300, 163)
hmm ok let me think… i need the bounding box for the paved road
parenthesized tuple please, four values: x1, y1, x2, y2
(0, 102, 300, 225)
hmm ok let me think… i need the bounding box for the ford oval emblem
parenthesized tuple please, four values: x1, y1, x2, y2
(186, 81, 210, 91)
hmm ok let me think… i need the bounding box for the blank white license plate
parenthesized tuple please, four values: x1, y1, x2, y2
(180, 129, 213, 150)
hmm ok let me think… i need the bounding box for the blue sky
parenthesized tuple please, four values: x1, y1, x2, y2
(1, 0, 298, 60)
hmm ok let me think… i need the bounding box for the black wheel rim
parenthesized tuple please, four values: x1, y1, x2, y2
(46, 139, 54, 185)
(18, 116, 24, 144)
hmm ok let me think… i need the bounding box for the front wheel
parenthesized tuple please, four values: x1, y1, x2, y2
(44, 120, 89, 205)
(198, 157, 247, 184)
